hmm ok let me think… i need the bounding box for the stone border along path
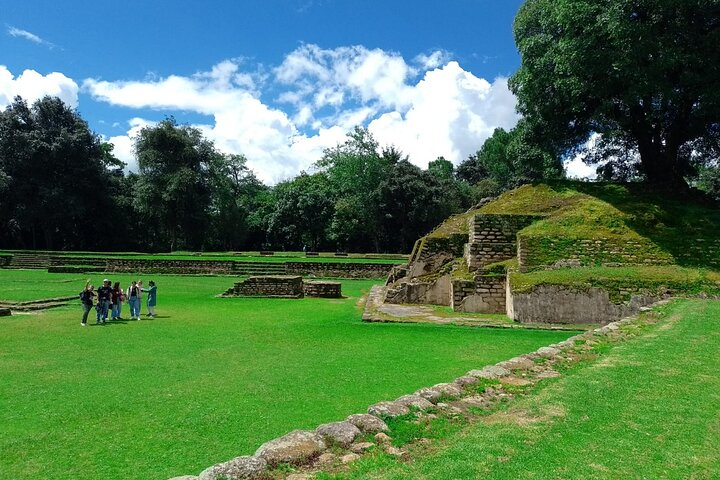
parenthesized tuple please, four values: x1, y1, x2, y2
(168, 300, 670, 479)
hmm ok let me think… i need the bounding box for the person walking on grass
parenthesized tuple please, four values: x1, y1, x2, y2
(96, 279, 112, 324)
(111, 281, 124, 320)
(127, 280, 141, 320)
(79, 282, 95, 327)
(141, 280, 157, 318)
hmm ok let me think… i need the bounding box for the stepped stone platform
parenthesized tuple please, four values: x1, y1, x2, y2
(222, 276, 342, 299)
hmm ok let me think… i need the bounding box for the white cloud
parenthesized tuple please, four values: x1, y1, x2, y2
(7, 26, 55, 49)
(565, 133, 601, 179)
(87, 45, 521, 183)
(106, 118, 155, 173)
(369, 64, 519, 168)
(0, 66, 79, 109)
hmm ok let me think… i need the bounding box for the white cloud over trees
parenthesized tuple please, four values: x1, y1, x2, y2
(2, 44, 523, 183)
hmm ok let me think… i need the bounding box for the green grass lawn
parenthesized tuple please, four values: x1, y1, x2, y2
(334, 299, 720, 479)
(0, 270, 575, 480)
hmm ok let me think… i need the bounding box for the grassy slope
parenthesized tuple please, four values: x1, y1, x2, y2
(0, 270, 575, 480)
(334, 299, 720, 479)
(424, 181, 720, 269)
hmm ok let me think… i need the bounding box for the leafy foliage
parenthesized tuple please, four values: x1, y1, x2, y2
(510, 0, 720, 186)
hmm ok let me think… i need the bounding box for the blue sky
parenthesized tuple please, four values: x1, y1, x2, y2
(3, 0, 593, 182)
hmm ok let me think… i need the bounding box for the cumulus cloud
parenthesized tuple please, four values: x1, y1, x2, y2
(0, 66, 79, 108)
(85, 45, 520, 183)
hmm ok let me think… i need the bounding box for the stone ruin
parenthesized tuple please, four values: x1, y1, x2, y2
(221, 276, 342, 299)
(381, 212, 664, 325)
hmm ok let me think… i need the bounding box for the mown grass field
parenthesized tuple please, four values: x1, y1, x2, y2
(0, 270, 575, 480)
(332, 299, 720, 480)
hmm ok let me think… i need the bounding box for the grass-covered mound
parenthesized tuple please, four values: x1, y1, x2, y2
(0, 270, 574, 480)
(482, 182, 720, 270)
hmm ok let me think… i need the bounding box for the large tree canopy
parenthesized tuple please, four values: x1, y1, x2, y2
(510, 0, 720, 186)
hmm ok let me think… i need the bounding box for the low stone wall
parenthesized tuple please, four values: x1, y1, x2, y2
(507, 284, 662, 324)
(451, 274, 506, 314)
(517, 236, 673, 272)
(303, 281, 342, 298)
(224, 276, 304, 298)
(107, 259, 237, 274)
(286, 262, 391, 279)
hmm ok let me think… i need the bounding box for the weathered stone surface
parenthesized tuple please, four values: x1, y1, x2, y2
(384, 446, 406, 457)
(454, 375, 479, 386)
(349, 442, 375, 454)
(168, 476, 198, 480)
(255, 430, 326, 466)
(198, 455, 266, 480)
(535, 347, 561, 358)
(346, 413, 389, 433)
(497, 356, 535, 371)
(509, 284, 661, 324)
(286, 474, 313, 480)
(341, 453, 361, 464)
(468, 365, 510, 379)
(367, 401, 410, 418)
(315, 421, 360, 447)
(415, 387, 443, 404)
(428, 382, 464, 399)
(395, 394, 434, 411)
(314, 452, 338, 467)
(374, 432, 392, 444)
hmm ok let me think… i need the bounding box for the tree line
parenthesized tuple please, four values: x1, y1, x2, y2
(2, 0, 719, 252)
(0, 96, 558, 252)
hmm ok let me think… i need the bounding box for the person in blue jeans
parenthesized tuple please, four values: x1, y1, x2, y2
(141, 280, 157, 318)
(126, 280, 141, 320)
(95, 279, 112, 324)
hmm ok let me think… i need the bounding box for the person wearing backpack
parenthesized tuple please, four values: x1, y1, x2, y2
(79, 282, 95, 327)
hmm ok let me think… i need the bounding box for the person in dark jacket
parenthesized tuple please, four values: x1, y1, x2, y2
(96, 279, 112, 324)
(79, 282, 95, 327)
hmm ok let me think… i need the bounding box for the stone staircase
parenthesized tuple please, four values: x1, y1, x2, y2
(232, 262, 288, 276)
(6, 252, 52, 269)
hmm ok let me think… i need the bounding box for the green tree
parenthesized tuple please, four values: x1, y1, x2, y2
(0, 96, 116, 249)
(266, 172, 335, 251)
(456, 120, 562, 195)
(316, 127, 391, 251)
(207, 153, 266, 250)
(510, 0, 720, 187)
(134, 118, 216, 251)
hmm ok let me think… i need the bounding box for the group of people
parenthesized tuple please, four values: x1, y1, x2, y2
(79, 278, 157, 326)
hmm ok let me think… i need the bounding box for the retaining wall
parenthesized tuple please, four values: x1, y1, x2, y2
(507, 284, 662, 324)
(517, 236, 673, 272)
(451, 274, 506, 314)
(286, 262, 391, 278)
